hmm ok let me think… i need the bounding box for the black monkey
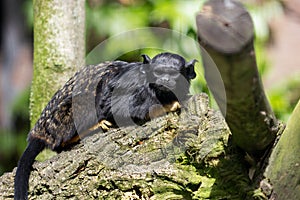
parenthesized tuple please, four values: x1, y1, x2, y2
(14, 52, 197, 200)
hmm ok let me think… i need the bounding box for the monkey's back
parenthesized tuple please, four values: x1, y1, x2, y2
(28, 61, 128, 150)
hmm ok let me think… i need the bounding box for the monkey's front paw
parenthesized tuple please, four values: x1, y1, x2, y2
(169, 101, 181, 112)
(89, 120, 113, 131)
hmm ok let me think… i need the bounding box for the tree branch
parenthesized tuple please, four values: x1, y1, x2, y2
(264, 99, 300, 199)
(196, 0, 279, 156)
(0, 94, 252, 199)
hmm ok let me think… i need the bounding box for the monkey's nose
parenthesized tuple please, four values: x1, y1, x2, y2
(161, 77, 169, 82)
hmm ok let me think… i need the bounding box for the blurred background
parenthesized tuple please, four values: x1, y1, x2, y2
(0, 0, 299, 175)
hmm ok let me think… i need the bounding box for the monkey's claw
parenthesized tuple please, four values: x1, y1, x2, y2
(169, 101, 181, 112)
(89, 120, 112, 131)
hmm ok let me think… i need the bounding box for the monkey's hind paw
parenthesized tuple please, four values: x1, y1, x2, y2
(89, 120, 113, 131)
(169, 101, 181, 112)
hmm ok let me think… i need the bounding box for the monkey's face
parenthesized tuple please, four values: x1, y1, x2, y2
(142, 53, 197, 92)
(152, 64, 181, 90)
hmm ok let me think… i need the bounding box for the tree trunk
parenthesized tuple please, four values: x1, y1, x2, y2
(264, 99, 300, 199)
(196, 0, 299, 199)
(196, 0, 279, 156)
(30, 0, 85, 126)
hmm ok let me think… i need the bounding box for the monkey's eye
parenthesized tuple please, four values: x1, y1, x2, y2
(168, 69, 180, 77)
(153, 65, 180, 78)
(153, 68, 164, 77)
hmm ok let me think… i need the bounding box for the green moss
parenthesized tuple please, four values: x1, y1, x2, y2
(31, 0, 84, 127)
(35, 149, 57, 162)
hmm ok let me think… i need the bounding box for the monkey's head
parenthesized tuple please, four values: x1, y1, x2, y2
(141, 52, 197, 92)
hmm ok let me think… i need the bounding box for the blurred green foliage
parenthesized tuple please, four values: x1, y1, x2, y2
(247, 0, 284, 75)
(0, 90, 29, 175)
(1, 0, 298, 175)
(246, 0, 299, 121)
(268, 77, 300, 121)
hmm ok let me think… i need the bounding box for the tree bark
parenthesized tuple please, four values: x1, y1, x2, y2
(0, 94, 257, 199)
(30, 0, 85, 126)
(196, 0, 279, 156)
(264, 99, 300, 199)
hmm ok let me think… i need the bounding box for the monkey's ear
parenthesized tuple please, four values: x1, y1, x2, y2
(140, 54, 151, 75)
(141, 54, 151, 64)
(185, 59, 198, 79)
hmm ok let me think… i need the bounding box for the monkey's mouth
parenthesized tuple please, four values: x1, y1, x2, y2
(156, 80, 176, 91)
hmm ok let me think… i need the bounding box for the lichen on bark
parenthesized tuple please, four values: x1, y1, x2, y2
(31, 0, 85, 127)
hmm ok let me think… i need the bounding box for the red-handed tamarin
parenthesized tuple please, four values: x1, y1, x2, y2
(14, 52, 197, 199)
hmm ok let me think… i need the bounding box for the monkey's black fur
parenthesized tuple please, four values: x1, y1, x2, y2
(14, 52, 197, 200)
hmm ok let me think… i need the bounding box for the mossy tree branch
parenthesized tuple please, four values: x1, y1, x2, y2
(196, 0, 278, 156)
(1, 94, 251, 199)
(264, 99, 300, 199)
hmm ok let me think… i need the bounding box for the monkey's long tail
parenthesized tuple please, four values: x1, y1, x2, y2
(14, 138, 45, 200)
